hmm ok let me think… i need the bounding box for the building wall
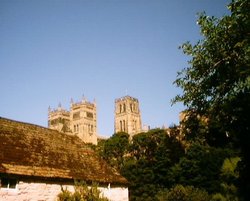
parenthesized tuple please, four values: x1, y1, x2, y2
(0, 180, 128, 201)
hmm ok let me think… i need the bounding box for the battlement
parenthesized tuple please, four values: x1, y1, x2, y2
(48, 103, 70, 115)
(71, 100, 95, 109)
(115, 95, 139, 103)
(49, 108, 70, 116)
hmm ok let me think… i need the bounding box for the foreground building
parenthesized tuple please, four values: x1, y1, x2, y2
(48, 97, 97, 144)
(0, 117, 128, 201)
(114, 96, 142, 138)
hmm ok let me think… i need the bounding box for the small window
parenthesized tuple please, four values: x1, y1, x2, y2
(86, 112, 93, 119)
(0, 178, 17, 189)
(73, 112, 80, 119)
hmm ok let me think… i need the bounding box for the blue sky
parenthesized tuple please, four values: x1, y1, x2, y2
(0, 0, 231, 136)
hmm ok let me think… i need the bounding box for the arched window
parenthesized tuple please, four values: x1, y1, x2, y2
(123, 103, 126, 112)
(120, 104, 122, 113)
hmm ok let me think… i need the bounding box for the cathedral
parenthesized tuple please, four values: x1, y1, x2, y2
(48, 95, 142, 144)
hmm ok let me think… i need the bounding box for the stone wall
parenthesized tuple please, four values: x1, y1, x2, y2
(0, 180, 128, 201)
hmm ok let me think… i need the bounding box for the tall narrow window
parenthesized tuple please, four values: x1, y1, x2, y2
(123, 120, 126, 132)
(120, 120, 123, 132)
(120, 104, 122, 113)
(123, 104, 126, 112)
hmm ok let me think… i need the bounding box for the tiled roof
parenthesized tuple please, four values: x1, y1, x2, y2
(0, 117, 127, 185)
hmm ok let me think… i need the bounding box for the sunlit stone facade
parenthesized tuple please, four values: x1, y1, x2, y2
(48, 97, 97, 144)
(114, 96, 142, 138)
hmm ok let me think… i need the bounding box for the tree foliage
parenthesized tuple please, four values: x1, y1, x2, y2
(101, 132, 129, 170)
(172, 0, 249, 199)
(218, 157, 241, 201)
(169, 143, 233, 194)
(98, 130, 237, 200)
(156, 184, 210, 201)
(100, 129, 185, 201)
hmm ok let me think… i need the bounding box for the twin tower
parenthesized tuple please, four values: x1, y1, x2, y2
(48, 95, 142, 144)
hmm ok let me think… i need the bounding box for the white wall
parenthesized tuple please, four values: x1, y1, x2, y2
(101, 186, 129, 201)
(0, 180, 128, 201)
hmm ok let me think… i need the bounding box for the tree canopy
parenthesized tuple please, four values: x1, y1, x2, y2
(173, 0, 250, 199)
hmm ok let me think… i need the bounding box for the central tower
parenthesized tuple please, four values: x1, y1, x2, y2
(114, 96, 142, 138)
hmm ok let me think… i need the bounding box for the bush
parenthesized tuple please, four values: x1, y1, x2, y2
(156, 184, 210, 201)
(57, 181, 109, 201)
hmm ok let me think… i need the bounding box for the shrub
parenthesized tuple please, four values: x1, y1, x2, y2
(57, 181, 109, 201)
(156, 184, 210, 201)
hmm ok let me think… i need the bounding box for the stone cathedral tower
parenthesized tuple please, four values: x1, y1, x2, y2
(70, 98, 97, 145)
(48, 104, 70, 133)
(48, 97, 97, 145)
(114, 96, 142, 138)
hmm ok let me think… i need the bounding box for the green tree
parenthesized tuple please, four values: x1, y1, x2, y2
(217, 157, 241, 201)
(102, 132, 129, 170)
(169, 143, 231, 194)
(156, 184, 210, 201)
(172, 0, 250, 199)
(121, 129, 184, 201)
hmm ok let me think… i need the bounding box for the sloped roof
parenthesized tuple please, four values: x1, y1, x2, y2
(0, 117, 127, 185)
